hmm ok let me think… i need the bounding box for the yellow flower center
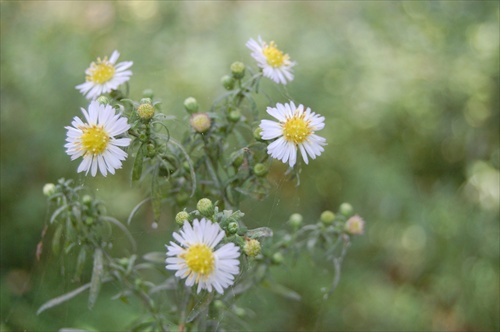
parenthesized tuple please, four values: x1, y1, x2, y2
(282, 112, 312, 145)
(184, 243, 215, 275)
(80, 125, 110, 155)
(263, 41, 288, 68)
(87, 58, 115, 84)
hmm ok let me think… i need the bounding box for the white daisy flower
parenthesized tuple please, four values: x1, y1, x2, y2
(246, 36, 295, 85)
(166, 218, 240, 294)
(260, 101, 326, 168)
(65, 100, 131, 177)
(76, 50, 133, 100)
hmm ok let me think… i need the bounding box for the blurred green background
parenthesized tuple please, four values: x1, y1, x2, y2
(1, 1, 498, 331)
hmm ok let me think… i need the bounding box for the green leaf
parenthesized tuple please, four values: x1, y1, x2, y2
(132, 143, 145, 182)
(51, 224, 63, 255)
(88, 248, 104, 309)
(262, 281, 301, 301)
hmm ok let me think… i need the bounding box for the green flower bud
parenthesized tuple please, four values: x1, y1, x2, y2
(243, 238, 261, 257)
(345, 215, 365, 235)
(82, 195, 93, 205)
(96, 96, 110, 105)
(231, 153, 244, 168)
(184, 97, 199, 114)
(221, 75, 235, 90)
(320, 210, 335, 225)
(253, 127, 264, 141)
(271, 252, 284, 265)
(137, 103, 155, 121)
(233, 306, 246, 317)
(190, 113, 211, 133)
(227, 222, 239, 234)
(146, 143, 156, 157)
(175, 211, 190, 226)
(230, 61, 246, 79)
(253, 163, 268, 177)
(340, 203, 353, 217)
(289, 213, 303, 228)
(197, 198, 214, 217)
(228, 109, 241, 122)
(213, 300, 225, 311)
(43, 183, 56, 197)
(175, 192, 190, 206)
(142, 89, 154, 99)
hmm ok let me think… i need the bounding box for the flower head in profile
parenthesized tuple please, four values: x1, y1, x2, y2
(166, 218, 240, 294)
(76, 50, 133, 100)
(65, 101, 131, 176)
(260, 101, 326, 168)
(345, 215, 365, 235)
(246, 36, 295, 85)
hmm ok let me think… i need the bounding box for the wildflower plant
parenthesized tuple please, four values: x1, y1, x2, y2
(39, 39, 366, 331)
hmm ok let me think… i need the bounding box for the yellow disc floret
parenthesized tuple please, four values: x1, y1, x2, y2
(282, 112, 312, 145)
(263, 41, 288, 68)
(184, 243, 215, 276)
(80, 125, 110, 155)
(87, 58, 116, 84)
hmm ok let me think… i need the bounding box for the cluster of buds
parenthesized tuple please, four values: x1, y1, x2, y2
(173, 198, 268, 258)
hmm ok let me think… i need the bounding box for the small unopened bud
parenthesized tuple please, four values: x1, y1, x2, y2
(43, 183, 56, 197)
(271, 252, 284, 264)
(175, 211, 189, 226)
(137, 103, 155, 121)
(175, 192, 189, 206)
(183, 97, 199, 114)
(345, 215, 365, 235)
(320, 210, 335, 225)
(221, 75, 235, 90)
(190, 113, 211, 133)
(197, 198, 214, 217)
(244, 238, 261, 257)
(228, 109, 241, 122)
(142, 89, 154, 99)
(253, 163, 268, 177)
(96, 96, 110, 105)
(227, 222, 239, 234)
(230, 61, 246, 79)
(146, 143, 156, 157)
(289, 213, 303, 228)
(82, 195, 92, 205)
(253, 127, 264, 141)
(231, 153, 244, 168)
(340, 203, 353, 216)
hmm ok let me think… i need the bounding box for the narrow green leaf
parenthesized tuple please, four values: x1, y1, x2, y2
(88, 248, 104, 309)
(50, 205, 68, 224)
(74, 247, 87, 280)
(132, 143, 145, 182)
(262, 281, 301, 301)
(151, 171, 162, 222)
(51, 224, 63, 255)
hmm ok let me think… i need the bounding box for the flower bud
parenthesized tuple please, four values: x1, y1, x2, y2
(197, 198, 214, 217)
(96, 96, 110, 105)
(137, 103, 155, 121)
(320, 210, 335, 225)
(253, 127, 264, 141)
(253, 163, 268, 177)
(142, 89, 154, 99)
(227, 222, 239, 234)
(339, 203, 353, 217)
(146, 143, 156, 157)
(221, 75, 235, 90)
(230, 61, 246, 79)
(345, 215, 365, 235)
(82, 195, 93, 205)
(175, 211, 189, 226)
(231, 152, 244, 168)
(228, 109, 241, 122)
(244, 238, 261, 257)
(175, 192, 189, 206)
(289, 213, 303, 228)
(190, 113, 211, 133)
(43, 183, 56, 197)
(183, 97, 199, 114)
(271, 252, 284, 264)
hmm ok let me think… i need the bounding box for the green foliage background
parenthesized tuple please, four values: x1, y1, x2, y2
(1, 1, 498, 331)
